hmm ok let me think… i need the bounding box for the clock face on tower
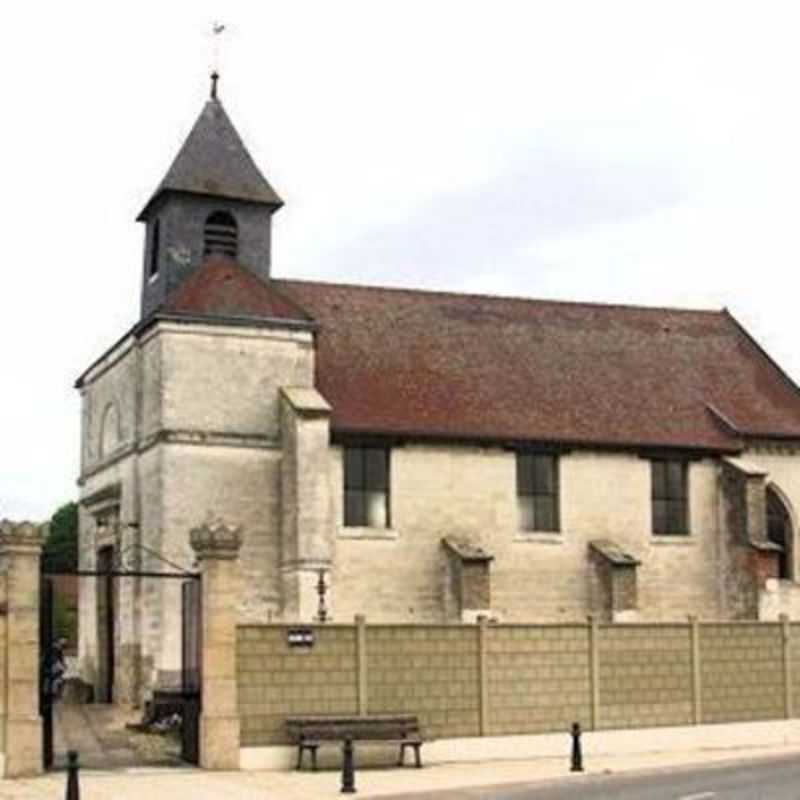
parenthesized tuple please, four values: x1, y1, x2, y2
(167, 245, 192, 268)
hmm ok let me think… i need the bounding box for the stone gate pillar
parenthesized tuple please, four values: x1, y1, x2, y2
(0, 520, 44, 777)
(189, 514, 242, 770)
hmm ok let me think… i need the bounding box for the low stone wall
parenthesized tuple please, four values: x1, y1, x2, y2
(236, 617, 799, 748)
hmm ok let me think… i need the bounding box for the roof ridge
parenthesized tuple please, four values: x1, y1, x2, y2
(275, 276, 724, 317)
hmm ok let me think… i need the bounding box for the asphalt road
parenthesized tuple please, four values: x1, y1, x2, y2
(374, 754, 800, 799)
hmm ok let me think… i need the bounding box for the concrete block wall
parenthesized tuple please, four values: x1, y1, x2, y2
(237, 626, 358, 746)
(598, 624, 692, 729)
(700, 623, 784, 723)
(237, 620, 800, 749)
(487, 626, 590, 736)
(367, 626, 480, 739)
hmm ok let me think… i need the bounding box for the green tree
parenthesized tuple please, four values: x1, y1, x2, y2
(42, 501, 78, 573)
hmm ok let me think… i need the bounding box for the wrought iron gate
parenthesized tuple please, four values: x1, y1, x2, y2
(180, 578, 202, 764)
(39, 576, 55, 770)
(39, 562, 202, 770)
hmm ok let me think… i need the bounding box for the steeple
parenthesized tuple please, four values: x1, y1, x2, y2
(137, 77, 283, 319)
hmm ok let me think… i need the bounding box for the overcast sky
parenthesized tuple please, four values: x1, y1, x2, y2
(3, 1, 800, 520)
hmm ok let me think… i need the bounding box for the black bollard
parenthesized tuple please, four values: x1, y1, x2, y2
(570, 722, 583, 772)
(341, 736, 356, 794)
(66, 750, 80, 800)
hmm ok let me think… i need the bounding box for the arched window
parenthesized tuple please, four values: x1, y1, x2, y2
(767, 487, 793, 580)
(203, 211, 238, 258)
(99, 402, 121, 459)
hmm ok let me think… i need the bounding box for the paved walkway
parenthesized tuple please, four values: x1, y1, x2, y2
(4, 744, 800, 799)
(52, 704, 182, 770)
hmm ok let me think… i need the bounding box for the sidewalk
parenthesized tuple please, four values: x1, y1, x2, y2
(4, 743, 800, 800)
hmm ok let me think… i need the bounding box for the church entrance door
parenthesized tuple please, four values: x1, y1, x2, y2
(96, 545, 115, 703)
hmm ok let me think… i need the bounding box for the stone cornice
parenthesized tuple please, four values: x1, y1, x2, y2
(80, 482, 123, 510)
(280, 386, 332, 418)
(78, 429, 280, 484)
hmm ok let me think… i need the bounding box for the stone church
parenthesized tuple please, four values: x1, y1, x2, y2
(77, 79, 800, 703)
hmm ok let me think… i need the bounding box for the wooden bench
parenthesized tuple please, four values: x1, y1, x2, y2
(286, 714, 424, 771)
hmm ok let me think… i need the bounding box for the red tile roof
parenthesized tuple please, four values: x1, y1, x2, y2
(273, 279, 800, 451)
(162, 257, 311, 322)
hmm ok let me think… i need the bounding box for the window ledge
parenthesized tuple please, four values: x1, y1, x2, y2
(514, 532, 563, 545)
(650, 535, 695, 545)
(338, 527, 398, 541)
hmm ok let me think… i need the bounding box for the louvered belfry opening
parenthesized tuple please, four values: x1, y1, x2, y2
(204, 210, 238, 258)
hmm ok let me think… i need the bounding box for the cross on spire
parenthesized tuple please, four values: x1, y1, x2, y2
(210, 21, 226, 99)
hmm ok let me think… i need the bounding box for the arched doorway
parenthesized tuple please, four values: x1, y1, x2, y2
(767, 486, 793, 580)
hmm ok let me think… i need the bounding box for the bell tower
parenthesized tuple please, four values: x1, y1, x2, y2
(137, 74, 283, 319)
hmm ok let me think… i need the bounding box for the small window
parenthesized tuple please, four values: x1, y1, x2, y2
(517, 453, 559, 532)
(204, 210, 238, 258)
(149, 219, 160, 278)
(344, 446, 390, 528)
(651, 460, 689, 535)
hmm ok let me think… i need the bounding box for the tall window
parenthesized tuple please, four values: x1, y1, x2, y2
(204, 210, 238, 258)
(517, 453, 559, 532)
(149, 219, 160, 278)
(344, 446, 390, 528)
(651, 459, 689, 535)
(767, 487, 792, 579)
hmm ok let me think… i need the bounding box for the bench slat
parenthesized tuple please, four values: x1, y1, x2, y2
(287, 714, 422, 744)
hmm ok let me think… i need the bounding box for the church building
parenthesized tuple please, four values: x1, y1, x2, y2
(76, 78, 800, 703)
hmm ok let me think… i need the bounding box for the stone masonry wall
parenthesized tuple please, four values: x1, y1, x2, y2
(332, 446, 721, 623)
(743, 446, 800, 579)
(79, 320, 315, 694)
(237, 620, 800, 748)
(791, 623, 800, 708)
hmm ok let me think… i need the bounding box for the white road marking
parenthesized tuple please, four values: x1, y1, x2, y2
(677, 793, 716, 800)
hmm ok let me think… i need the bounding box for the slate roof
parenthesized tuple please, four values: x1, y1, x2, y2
(137, 98, 283, 220)
(271, 278, 800, 452)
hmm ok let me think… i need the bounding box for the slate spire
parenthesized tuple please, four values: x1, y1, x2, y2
(137, 80, 284, 319)
(137, 83, 283, 220)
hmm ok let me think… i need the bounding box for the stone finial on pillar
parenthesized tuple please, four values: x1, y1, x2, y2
(189, 512, 243, 561)
(0, 519, 45, 777)
(0, 518, 45, 552)
(189, 512, 242, 770)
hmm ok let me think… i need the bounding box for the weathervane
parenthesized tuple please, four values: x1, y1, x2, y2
(210, 21, 227, 100)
